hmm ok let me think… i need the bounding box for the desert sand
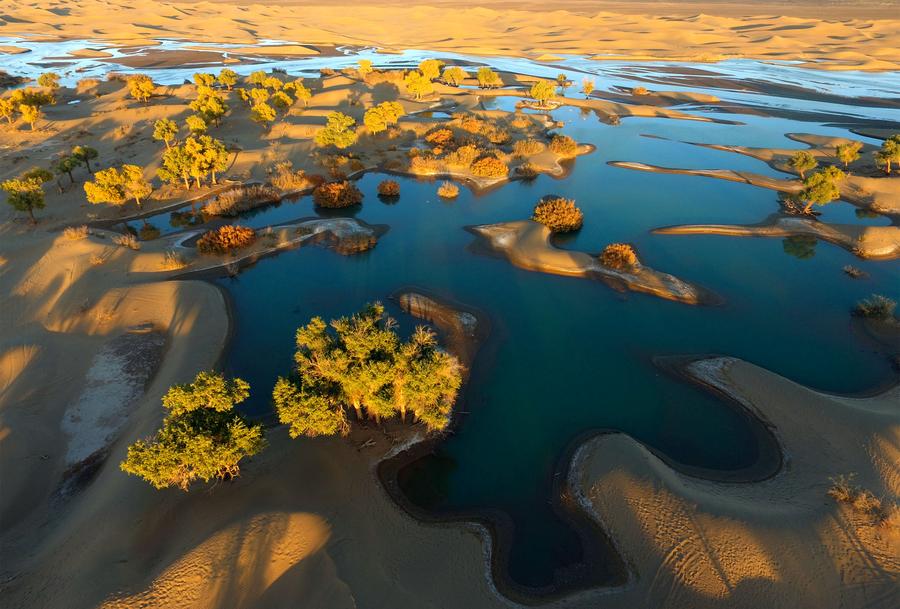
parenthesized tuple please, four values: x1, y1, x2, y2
(2, 5, 899, 608)
(0, 0, 899, 71)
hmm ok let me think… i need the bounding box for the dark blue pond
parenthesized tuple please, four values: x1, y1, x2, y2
(215, 106, 899, 591)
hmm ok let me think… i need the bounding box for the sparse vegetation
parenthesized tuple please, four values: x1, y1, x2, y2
(112, 233, 140, 250)
(267, 161, 320, 192)
(582, 77, 595, 97)
(513, 139, 545, 157)
(312, 180, 364, 208)
(160, 250, 188, 270)
(532, 196, 583, 233)
(120, 371, 265, 490)
(197, 225, 256, 254)
(600, 243, 638, 270)
(202, 184, 281, 216)
(632, 86, 649, 96)
(852, 294, 896, 320)
(63, 225, 89, 240)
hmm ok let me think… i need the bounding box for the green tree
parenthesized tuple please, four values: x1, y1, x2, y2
(441, 66, 468, 86)
(530, 80, 556, 107)
(72, 145, 98, 174)
(273, 376, 349, 438)
(2, 172, 49, 223)
(788, 150, 817, 179)
(835, 141, 862, 169)
(250, 102, 277, 129)
(281, 303, 462, 434)
(185, 114, 208, 135)
(190, 85, 228, 126)
(364, 101, 405, 134)
(270, 90, 294, 112)
(476, 67, 502, 89)
(153, 118, 178, 149)
(193, 72, 216, 88)
(217, 68, 238, 91)
(248, 70, 268, 87)
(19, 104, 41, 130)
(184, 135, 229, 187)
(874, 135, 900, 175)
(798, 166, 845, 214)
(285, 81, 311, 106)
(392, 326, 461, 430)
(38, 72, 61, 91)
(53, 155, 82, 184)
(0, 97, 15, 124)
(84, 164, 151, 207)
(128, 74, 155, 103)
(314, 111, 358, 149)
(418, 59, 444, 81)
(158, 144, 193, 189)
(120, 371, 265, 491)
(404, 70, 434, 100)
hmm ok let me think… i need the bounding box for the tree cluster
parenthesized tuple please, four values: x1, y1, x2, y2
(274, 303, 462, 437)
(363, 101, 405, 134)
(157, 134, 229, 189)
(84, 165, 152, 207)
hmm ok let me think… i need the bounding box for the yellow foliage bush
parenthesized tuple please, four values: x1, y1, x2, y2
(197, 225, 256, 254)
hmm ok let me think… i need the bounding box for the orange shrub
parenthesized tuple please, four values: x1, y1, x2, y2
(377, 179, 400, 196)
(313, 181, 364, 208)
(445, 144, 480, 168)
(197, 225, 257, 254)
(599, 243, 638, 270)
(425, 128, 455, 147)
(470, 155, 508, 178)
(437, 181, 459, 198)
(532, 197, 583, 232)
(549, 134, 578, 157)
(513, 139, 545, 157)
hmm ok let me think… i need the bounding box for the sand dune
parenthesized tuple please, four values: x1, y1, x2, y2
(1, 0, 899, 70)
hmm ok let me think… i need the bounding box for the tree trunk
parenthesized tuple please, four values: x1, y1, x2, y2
(803, 200, 814, 215)
(210, 170, 217, 185)
(28, 206, 36, 224)
(195, 176, 202, 189)
(353, 401, 363, 420)
(67, 170, 75, 184)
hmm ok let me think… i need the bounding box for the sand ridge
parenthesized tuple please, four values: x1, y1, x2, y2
(1, 0, 899, 71)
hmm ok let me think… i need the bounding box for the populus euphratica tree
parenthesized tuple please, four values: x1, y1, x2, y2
(121, 371, 266, 490)
(363, 101, 405, 134)
(874, 135, 900, 175)
(314, 111, 358, 149)
(128, 74, 155, 103)
(2, 167, 52, 223)
(835, 141, 862, 169)
(798, 166, 845, 214)
(788, 150, 817, 179)
(404, 70, 434, 100)
(153, 118, 179, 149)
(84, 165, 152, 207)
(274, 303, 462, 436)
(530, 80, 556, 108)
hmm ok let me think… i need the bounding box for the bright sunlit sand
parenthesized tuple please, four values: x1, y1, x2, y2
(1, 1, 898, 608)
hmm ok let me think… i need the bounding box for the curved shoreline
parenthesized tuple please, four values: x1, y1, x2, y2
(654, 215, 900, 260)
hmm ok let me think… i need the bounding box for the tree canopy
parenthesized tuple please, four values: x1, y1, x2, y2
(275, 303, 462, 436)
(404, 70, 434, 100)
(128, 74, 155, 103)
(835, 141, 862, 168)
(2, 170, 50, 223)
(530, 80, 556, 107)
(788, 150, 818, 179)
(476, 67, 502, 89)
(84, 165, 152, 207)
(217, 68, 238, 90)
(157, 135, 228, 189)
(314, 112, 358, 149)
(72, 146, 98, 173)
(120, 371, 265, 490)
(363, 101, 405, 134)
(799, 166, 845, 213)
(874, 135, 900, 175)
(418, 59, 444, 82)
(441, 66, 468, 86)
(153, 118, 179, 149)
